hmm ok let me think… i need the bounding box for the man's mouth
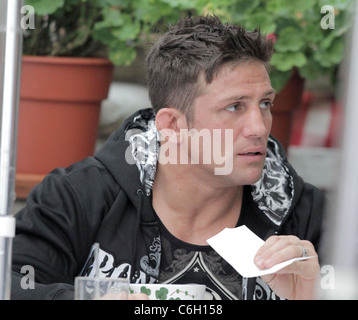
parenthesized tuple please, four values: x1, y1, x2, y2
(237, 147, 266, 160)
(240, 152, 263, 156)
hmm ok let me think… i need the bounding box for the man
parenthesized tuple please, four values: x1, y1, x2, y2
(11, 15, 324, 300)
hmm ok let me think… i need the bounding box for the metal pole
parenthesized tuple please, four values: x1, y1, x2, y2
(322, 1, 358, 299)
(0, 0, 23, 300)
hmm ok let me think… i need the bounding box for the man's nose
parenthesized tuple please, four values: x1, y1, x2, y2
(241, 106, 269, 138)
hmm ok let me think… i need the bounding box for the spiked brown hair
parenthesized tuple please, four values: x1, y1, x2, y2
(145, 15, 274, 121)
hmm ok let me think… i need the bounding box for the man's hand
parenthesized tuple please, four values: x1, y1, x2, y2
(129, 293, 150, 300)
(254, 235, 321, 300)
(100, 292, 149, 300)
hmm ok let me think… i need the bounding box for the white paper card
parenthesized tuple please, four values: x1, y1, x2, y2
(207, 225, 313, 278)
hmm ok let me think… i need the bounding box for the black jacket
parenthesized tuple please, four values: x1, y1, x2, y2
(11, 108, 325, 300)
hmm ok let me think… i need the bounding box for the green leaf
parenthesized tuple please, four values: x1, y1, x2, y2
(139, 286, 151, 296)
(108, 45, 137, 66)
(240, 12, 276, 34)
(317, 0, 354, 11)
(298, 60, 327, 82)
(133, 0, 176, 23)
(271, 51, 307, 71)
(275, 27, 305, 52)
(304, 24, 325, 43)
(266, 0, 291, 16)
(92, 24, 117, 46)
(266, 0, 316, 15)
(25, 0, 64, 15)
(226, 0, 261, 18)
(155, 287, 169, 300)
(313, 38, 344, 67)
(97, 7, 125, 28)
(112, 15, 141, 42)
(99, 0, 125, 6)
(269, 69, 292, 92)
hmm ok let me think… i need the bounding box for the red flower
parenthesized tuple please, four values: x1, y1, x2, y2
(267, 33, 277, 44)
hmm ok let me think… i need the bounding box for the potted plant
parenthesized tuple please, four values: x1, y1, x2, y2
(196, 0, 354, 149)
(18, 0, 353, 197)
(17, 0, 192, 198)
(18, 0, 113, 198)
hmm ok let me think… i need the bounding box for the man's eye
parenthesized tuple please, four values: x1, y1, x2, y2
(259, 101, 273, 110)
(225, 103, 241, 112)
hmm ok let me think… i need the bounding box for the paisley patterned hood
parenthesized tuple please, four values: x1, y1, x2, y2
(251, 138, 294, 226)
(125, 108, 298, 227)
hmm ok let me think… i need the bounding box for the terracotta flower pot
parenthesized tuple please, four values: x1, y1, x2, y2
(271, 69, 305, 151)
(16, 56, 113, 199)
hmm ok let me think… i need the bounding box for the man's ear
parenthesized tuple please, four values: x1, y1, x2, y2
(155, 108, 188, 133)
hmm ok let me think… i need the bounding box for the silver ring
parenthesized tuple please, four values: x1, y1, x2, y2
(299, 245, 307, 258)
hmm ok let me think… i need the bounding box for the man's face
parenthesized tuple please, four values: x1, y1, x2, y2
(186, 61, 274, 187)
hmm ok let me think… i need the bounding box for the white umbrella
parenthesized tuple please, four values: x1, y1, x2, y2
(0, 0, 23, 300)
(322, 1, 358, 299)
